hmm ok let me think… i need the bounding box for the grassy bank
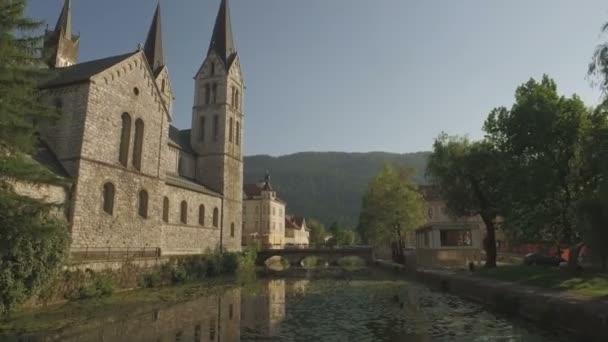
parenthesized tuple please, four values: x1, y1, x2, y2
(475, 265, 608, 298)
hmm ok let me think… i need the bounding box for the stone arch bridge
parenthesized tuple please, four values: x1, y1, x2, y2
(256, 246, 375, 266)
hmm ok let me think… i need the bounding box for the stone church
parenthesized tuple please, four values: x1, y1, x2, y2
(36, 0, 244, 255)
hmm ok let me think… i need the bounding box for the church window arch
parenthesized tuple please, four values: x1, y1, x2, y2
(138, 189, 149, 218)
(212, 83, 217, 103)
(119, 113, 131, 167)
(117, 70, 121, 77)
(213, 208, 219, 227)
(230, 223, 235, 237)
(236, 121, 240, 146)
(229, 117, 234, 143)
(213, 115, 219, 141)
(180, 201, 188, 224)
(162, 197, 169, 222)
(161, 79, 166, 93)
(204, 84, 211, 105)
(199, 205, 205, 226)
(235, 89, 240, 110)
(103, 182, 115, 215)
(133, 119, 144, 171)
(210, 62, 215, 76)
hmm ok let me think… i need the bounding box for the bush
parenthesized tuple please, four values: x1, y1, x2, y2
(221, 253, 239, 275)
(71, 272, 115, 300)
(140, 272, 163, 288)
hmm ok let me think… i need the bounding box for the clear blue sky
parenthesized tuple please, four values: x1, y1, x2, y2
(27, 0, 608, 156)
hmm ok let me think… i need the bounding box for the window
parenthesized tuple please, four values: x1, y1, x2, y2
(133, 87, 139, 96)
(213, 207, 219, 227)
(119, 113, 131, 166)
(213, 115, 219, 141)
(212, 83, 217, 104)
(194, 325, 201, 341)
(175, 331, 182, 342)
(180, 201, 188, 224)
(210, 62, 215, 76)
(209, 318, 216, 340)
(427, 207, 433, 219)
(199, 205, 205, 226)
(199, 116, 205, 141)
(103, 183, 115, 215)
(162, 197, 169, 222)
(204, 84, 210, 104)
(161, 79, 165, 93)
(236, 122, 240, 146)
(235, 89, 239, 110)
(231, 86, 235, 107)
(440, 229, 472, 247)
(133, 119, 144, 171)
(229, 117, 234, 142)
(230, 223, 235, 237)
(138, 190, 148, 218)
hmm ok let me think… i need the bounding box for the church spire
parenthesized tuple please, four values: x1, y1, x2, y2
(54, 0, 72, 39)
(208, 0, 236, 67)
(144, 3, 166, 75)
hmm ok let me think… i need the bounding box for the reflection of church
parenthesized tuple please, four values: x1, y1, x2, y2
(241, 279, 286, 337)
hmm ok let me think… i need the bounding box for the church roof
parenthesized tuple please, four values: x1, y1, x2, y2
(42, 52, 137, 88)
(285, 218, 299, 230)
(165, 173, 222, 197)
(144, 4, 166, 76)
(168, 126, 194, 153)
(208, 0, 237, 68)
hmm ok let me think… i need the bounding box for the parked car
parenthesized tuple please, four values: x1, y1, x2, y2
(523, 252, 564, 267)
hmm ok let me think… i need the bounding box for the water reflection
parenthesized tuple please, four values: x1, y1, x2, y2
(4, 271, 563, 342)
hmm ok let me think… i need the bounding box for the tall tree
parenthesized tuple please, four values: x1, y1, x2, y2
(307, 219, 327, 247)
(426, 135, 503, 267)
(0, 0, 69, 315)
(484, 75, 589, 269)
(357, 163, 425, 250)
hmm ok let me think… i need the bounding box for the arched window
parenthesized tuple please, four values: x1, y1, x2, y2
(235, 90, 239, 110)
(199, 116, 205, 141)
(213, 207, 219, 227)
(213, 115, 219, 141)
(133, 119, 144, 171)
(162, 197, 169, 222)
(103, 182, 115, 215)
(119, 113, 131, 166)
(138, 190, 148, 218)
(229, 117, 234, 143)
(161, 79, 166, 92)
(210, 62, 215, 76)
(212, 83, 217, 104)
(204, 84, 210, 104)
(230, 223, 235, 237)
(199, 205, 205, 226)
(180, 201, 188, 224)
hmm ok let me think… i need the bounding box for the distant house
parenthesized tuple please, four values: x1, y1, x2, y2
(243, 173, 286, 249)
(284, 216, 310, 247)
(414, 185, 483, 268)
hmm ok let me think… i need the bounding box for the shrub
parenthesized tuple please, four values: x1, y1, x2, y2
(72, 272, 115, 300)
(140, 272, 163, 288)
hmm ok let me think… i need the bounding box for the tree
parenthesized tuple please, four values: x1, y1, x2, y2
(484, 75, 590, 270)
(328, 222, 358, 247)
(426, 135, 504, 268)
(357, 163, 425, 250)
(0, 0, 69, 315)
(307, 219, 327, 247)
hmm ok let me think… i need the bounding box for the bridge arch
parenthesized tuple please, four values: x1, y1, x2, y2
(256, 247, 374, 268)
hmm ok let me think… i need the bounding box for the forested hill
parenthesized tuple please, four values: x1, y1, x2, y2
(243, 151, 430, 227)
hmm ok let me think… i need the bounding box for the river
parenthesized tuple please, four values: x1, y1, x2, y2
(1, 268, 563, 341)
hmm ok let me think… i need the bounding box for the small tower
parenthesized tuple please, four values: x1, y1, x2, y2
(191, 0, 244, 251)
(143, 3, 173, 112)
(44, 0, 79, 68)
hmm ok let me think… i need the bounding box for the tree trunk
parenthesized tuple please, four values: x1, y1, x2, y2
(567, 243, 584, 272)
(482, 216, 497, 268)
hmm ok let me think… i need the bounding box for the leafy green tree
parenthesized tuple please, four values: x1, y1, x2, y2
(0, 0, 69, 315)
(357, 163, 425, 249)
(484, 75, 590, 269)
(307, 219, 327, 247)
(426, 135, 504, 268)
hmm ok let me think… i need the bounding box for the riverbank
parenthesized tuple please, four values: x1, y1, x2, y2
(376, 260, 608, 342)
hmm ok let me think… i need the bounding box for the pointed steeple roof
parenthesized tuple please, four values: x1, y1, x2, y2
(208, 0, 237, 68)
(144, 3, 166, 75)
(54, 0, 73, 39)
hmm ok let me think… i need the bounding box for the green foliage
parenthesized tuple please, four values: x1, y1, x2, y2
(357, 163, 425, 248)
(329, 222, 358, 246)
(244, 152, 430, 227)
(69, 271, 115, 300)
(307, 219, 327, 246)
(426, 134, 503, 266)
(484, 75, 590, 248)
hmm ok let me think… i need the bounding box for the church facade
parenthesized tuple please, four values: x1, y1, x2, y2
(37, 0, 244, 255)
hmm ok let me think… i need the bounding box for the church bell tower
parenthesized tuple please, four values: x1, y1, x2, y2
(191, 0, 244, 251)
(44, 0, 79, 68)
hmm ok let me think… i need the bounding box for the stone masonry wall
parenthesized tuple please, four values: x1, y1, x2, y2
(161, 184, 223, 255)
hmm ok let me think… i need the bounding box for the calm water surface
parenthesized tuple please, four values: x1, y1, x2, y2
(2, 269, 562, 341)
